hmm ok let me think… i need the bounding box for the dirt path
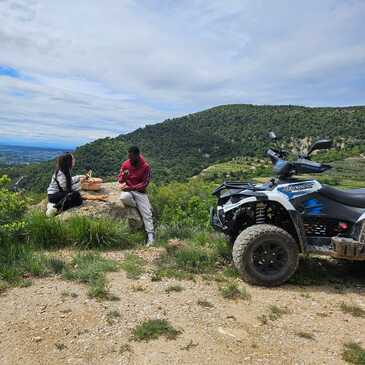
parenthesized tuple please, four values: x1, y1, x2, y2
(1, 250, 365, 365)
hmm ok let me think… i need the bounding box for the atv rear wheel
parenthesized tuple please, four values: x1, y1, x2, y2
(232, 224, 299, 286)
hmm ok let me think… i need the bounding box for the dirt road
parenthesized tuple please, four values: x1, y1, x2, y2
(0, 249, 364, 365)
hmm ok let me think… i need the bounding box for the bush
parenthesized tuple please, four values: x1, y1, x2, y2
(0, 175, 28, 226)
(149, 180, 216, 228)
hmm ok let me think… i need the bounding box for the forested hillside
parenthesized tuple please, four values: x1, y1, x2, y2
(2, 104, 365, 191)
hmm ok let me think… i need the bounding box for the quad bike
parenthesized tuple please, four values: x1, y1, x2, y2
(211, 132, 365, 286)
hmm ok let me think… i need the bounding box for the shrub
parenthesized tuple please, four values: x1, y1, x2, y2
(0, 175, 28, 226)
(149, 180, 216, 229)
(132, 319, 181, 341)
(342, 342, 365, 365)
(219, 282, 250, 300)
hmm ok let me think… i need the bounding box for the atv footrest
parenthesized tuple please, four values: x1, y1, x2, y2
(331, 237, 365, 261)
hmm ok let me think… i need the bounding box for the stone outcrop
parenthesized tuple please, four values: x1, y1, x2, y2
(36, 182, 143, 229)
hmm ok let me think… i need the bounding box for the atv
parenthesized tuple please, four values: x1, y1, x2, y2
(211, 132, 365, 286)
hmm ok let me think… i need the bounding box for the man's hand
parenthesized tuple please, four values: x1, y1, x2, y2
(118, 183, 128, 191)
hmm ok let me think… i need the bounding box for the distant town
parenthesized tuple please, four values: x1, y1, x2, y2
(0, 144, 69, 165)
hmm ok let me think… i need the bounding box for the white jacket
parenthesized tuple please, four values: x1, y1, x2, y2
(47, 171, 81, 195)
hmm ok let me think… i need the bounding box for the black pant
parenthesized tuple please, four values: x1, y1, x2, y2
(48, 191, 83, 212)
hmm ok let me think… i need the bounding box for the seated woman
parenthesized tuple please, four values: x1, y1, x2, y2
(46, 153, 84, 217)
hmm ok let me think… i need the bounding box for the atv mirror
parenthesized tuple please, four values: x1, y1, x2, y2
(307, 139, 333, 156)
(268, 131, 277, 140)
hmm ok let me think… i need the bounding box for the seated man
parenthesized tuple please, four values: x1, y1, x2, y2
(118, 146, 155, 246)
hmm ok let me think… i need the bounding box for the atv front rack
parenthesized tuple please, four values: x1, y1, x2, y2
(331, 237, 365, 261)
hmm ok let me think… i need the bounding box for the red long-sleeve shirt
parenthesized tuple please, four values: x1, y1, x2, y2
(117, 155, 151, 193)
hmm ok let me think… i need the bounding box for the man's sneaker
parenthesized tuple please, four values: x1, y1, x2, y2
(146, 233, 155, 247)
(46, 203, 58, 217)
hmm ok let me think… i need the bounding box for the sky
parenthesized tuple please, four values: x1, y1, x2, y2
(0, 0, 364, 148)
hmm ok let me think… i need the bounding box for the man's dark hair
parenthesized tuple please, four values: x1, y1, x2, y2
(128, 146, 140, 156)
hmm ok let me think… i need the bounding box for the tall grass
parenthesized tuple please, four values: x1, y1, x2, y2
(66, 216, 133, 249)
(25, 212, 66, 248)
(24, 212, 136, 249)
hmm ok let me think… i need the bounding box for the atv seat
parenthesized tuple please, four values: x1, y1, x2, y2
(320, 185, 365, 208)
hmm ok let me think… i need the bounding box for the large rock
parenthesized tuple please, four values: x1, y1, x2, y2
(35, 182, 143, 229)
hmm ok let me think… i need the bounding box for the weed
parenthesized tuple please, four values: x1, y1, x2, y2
(340, 302, 365, 318)
(132, 319, 181, 342)
(220, 282, 250, 300)
(342, 342, 365, 365)
(222, 266, 240, 278)
(257, 315, 268, 325)
(46, 257, 67, 274)
(121, 254, 145, 279)
(63, 253, 118, 300)
(174, 246, 216, 274)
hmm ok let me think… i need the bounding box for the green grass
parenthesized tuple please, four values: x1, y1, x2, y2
(66, 216, 134, 249)
(25, 212, 66, 248)
(25, 212, 137, 250)
(174, 246, 217, 273)
(165, 284, 184, 293)
(340, 302, 365, 318)
(132, 319, 181, 342)
(342, 342, 365, 365)
(219, 282, 250, 300)
(121, 254, 145, 279)
(0, 232, 67, 287)
(63, 253, 119, 300)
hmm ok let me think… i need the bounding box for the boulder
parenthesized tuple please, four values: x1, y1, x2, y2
(35, 182, 143, 229)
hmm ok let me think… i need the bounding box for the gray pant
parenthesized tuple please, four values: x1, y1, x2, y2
(120, 191, 154, 233)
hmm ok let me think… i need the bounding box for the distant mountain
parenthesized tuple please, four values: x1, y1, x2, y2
(0, 144, 68, 165)
(2, 104, 365, 192)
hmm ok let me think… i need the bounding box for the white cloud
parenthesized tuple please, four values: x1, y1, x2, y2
(0, 0, 364, 146)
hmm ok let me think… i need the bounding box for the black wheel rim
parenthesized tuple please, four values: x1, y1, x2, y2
(252, 240, 289, 276)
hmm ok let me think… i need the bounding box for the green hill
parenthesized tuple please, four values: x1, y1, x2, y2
(2, 104, 365, 192)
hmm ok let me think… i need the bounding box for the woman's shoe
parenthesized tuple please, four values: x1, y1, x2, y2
(46, 203, 58, 217)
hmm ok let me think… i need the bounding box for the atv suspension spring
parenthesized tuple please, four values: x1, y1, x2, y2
(255, 204, 266, 224)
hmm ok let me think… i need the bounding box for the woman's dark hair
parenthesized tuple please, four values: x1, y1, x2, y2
(55, 153, 73, 192)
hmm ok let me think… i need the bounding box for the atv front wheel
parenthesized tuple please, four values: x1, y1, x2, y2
(232, 224, 299, 286)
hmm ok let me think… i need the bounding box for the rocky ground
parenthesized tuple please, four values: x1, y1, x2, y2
(1, 248, 365, 365)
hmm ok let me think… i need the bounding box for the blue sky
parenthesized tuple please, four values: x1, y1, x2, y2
(0, 0, 364, 148)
